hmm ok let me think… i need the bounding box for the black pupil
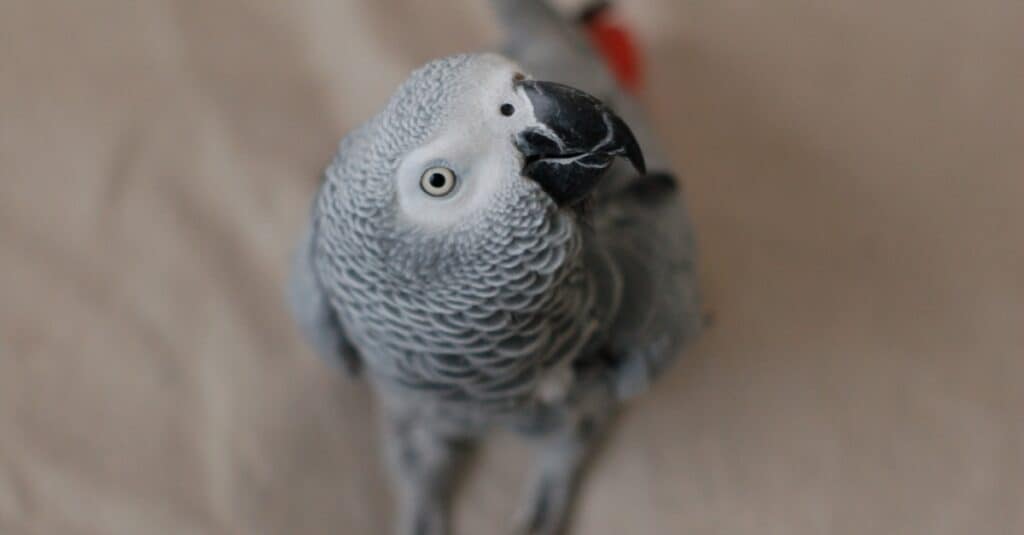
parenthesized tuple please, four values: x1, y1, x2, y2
(429, 173, 447, 188)
(500, 103, 515, 116)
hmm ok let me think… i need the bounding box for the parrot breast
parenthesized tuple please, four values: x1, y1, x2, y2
(315, 176, 600, 410)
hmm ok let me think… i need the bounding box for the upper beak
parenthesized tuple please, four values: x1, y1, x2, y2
(514, 79, 646, 206)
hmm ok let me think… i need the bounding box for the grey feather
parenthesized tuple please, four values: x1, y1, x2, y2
(287, 196, 361, 375)
(489, 0, 616, 99)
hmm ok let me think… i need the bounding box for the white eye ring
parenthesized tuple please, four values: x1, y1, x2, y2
(420, 166, 457, 197)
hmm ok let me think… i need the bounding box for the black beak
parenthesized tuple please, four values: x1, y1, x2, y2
(514, 79, 646, 206)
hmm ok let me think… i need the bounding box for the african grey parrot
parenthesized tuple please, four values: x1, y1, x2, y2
(288, 1, 701, 533)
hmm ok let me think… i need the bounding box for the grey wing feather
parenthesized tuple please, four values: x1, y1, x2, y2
(287, 202, 362, 375)
(595, 175, 702, 399)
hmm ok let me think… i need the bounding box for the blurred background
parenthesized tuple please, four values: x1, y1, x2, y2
(2, 0, 1022, 533)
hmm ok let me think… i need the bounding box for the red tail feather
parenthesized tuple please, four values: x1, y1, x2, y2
(582, 6, 643, 93)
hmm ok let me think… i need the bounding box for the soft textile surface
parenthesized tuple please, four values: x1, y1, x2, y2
(2, 1, 1022, 533)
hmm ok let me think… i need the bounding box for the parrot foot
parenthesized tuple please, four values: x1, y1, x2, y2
(512, 392, 615, 535)
(399, 500, 448, 535)
(383, 411, 475, 535)
(511, 471, 577, 535)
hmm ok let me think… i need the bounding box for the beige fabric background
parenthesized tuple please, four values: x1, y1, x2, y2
(2, 0, 1022, 533)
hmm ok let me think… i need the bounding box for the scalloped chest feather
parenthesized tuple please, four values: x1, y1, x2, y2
(314, 180, 601, 410)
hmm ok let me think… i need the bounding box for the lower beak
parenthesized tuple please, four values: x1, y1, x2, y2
(514, 80, 646, 206)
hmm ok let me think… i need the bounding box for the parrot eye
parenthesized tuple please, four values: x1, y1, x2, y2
(500, 103, 515, 116)
(420, 166, 457, 197)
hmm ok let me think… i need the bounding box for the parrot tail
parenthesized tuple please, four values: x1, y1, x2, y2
(577, 1, 644, 93)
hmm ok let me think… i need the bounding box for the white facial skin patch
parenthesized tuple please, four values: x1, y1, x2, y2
(395, 54, 541, 230)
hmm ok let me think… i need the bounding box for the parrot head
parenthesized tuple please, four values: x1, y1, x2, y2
(316, 53, 647, 400)
(322, 52, 643, 288)
(389, 53, 645, 213)
(323, 53, 643, 270)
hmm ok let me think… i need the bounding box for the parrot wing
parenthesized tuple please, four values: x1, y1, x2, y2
(288, 191, 362, 375)
(594, 175, 702, 399)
